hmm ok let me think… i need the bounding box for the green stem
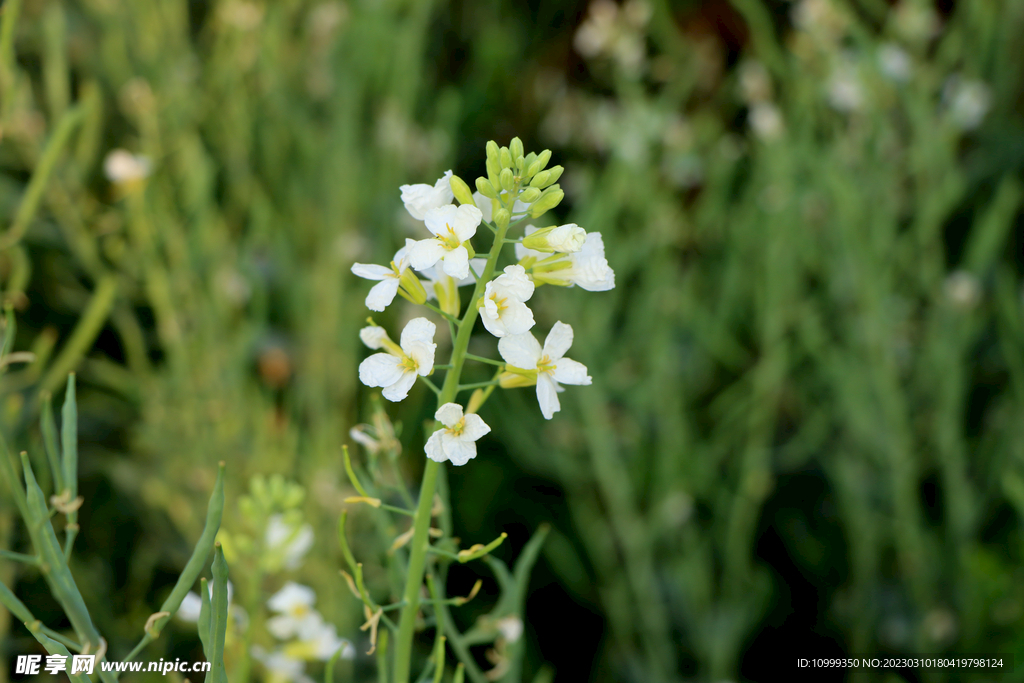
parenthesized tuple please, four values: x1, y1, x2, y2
(391, 207, 511, 683)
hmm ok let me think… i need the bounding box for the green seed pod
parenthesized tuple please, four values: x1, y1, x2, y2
(475, 176, 498, 199)
(529, 170, 551, 188)
(509, 136, 524, 161)
(519, 187, 542, 203)
(499, 147, 513, 169)
(499, 167, 515, 191)
(485, 140, 499, 163)
(449, 174, 475, 206)
(494, 207, 511, 229)
(529, 188, 564, 218)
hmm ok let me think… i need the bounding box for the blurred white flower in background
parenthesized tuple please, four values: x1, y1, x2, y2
(877, 43, 912, 82)
(103, 149, 151, 184)
(265, 514, 314, 570)
(944, 77, 991, 131)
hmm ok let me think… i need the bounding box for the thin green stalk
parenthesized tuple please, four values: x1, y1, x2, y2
(392, 208, 512, 683)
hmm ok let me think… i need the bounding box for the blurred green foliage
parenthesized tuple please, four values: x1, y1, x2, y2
(1, 0, 1024, 681)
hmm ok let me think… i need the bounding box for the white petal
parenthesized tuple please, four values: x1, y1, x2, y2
(365, 278, 401, 311)
(449, 204, 482, 241)
(359, 354, 404, 388)
(268, 582, 316, 613)
(425, 429, 447, 463)
(493, 265, 535, 302)
(441, 246, 470, 280)
(548, 224, 587, 253)
(382, 370, 417, 402)
(569, 233, 615, 291)
(267, 614, 300, 640)
(472, 191, 493, 223)
(404, 341, 435, 376)
(283, 525, 314, 569)
(543, 321, 574, 360)
(461, 413, 491, 441)
(176, 592, 202, 622)
(408, 238, 447, 271)
(400, 317, 436, 347)
(434, 402, 464, 427)
(351, 263, 392, 281)
(552, 357, 591, 385)
(536, 375, 561, 419)
(393, 243, 413, 269)
(479, 310, 508, 338)
(423, 205, 460, 237)
(359, 326, 389, 350)
(442, 432, 477, 466)
(400, 172, 453, 220)
(499, 300, 535, 336)
(498, 332, 542, 369)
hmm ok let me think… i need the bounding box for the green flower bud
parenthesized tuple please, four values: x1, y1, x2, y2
(499, 168, 515, 191)
(486, 140, 499, 164)
(519, 187, 542, 204)
(523, 151, 537, 171)
(434, 277, 461, 318)
(526, 150, 552, 178)
(476, 176, 498, 199)
(499, 147, 513, 169)
(545, 165, 564, 185)
(494, 207, 511, 229)
(529, 187, 564, 218)
(509, 137, 524, 161)
(449, 174, 475, 206)
(398, 269, 428, 305)
(515, 155, 525, 172)
(486, 158, 501, 183)
(529, 170, 551, 188)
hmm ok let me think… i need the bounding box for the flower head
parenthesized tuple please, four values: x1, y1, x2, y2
(408, 204, 483, 280)
(400, 170, 454, 220)
(358, 318, 436, 402)
(103, 149, 152, 184)
(480, 265, 536, 338)
(425, 403, 491, 466)
(473, 191, 528, 223)
(517, 229, 615, 291)
(351, 240, 425, 311)
(267, 582, 319, 640)
(498, 322, 592, 419)
(283, 620, 355, 662)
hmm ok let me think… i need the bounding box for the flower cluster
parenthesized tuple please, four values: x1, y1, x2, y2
(352, 138, 615, 466)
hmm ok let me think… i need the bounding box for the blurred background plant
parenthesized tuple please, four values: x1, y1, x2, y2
(1, 0, 1023, 682)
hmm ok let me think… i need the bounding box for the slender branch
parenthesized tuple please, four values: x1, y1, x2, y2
(458, 381, 499, 391)
(424, 302, 460, 325)
(464, 353, 504, 367)
(419, 376, 441, 396)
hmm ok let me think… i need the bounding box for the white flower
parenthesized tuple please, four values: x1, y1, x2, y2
(517, 229, 615, 291)
(945, 77, 991, 131)
(267, 583, 320, 640)
(424, 403, 491, 466)
(496, 616, 524, 644)
(472, 191, 528, 222)
(827, 65, 864, 112)
(265, 514, 314, 570)
(749, 103, 784, 141)
(349, 425, 381, 453)
(498, 322, 592, 419)
(480, 265, 536, 338)
(877, 43, 911, 82)
(400, 170, 453, 220)
(358, 318, 436, 402)
(350, 240, 415, 311)
(176, 580, 234, 622)
(408, 204, 482, 280)
(103, 149, 151, 183)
